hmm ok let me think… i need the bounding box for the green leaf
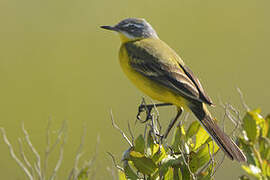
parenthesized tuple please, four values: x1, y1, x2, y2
(266, 162, 270, 177)
(265, 115, 270, 138)
(129, 151, 157, 175)
(261, 117, 269, 138)
(77, 167, 89, 180)
(130, 151, 144, 158)
(252, 109, 264, 125)
(164, 167, 174, 180)
(180, 164, 191, 180)
(261, 160, 268, 177)
(241, 165, 262, 179)
(152, 145, 167, 164)
(259, 137, 270, 160)
(189, 141, 219, 173)
(146, 130, 160, 158)
(158, 155, 182, 178)
(194, 126, 210, 150)
(188, 151, 198, 173)
(243, 111, 259, 143)
(173, 167, 182, 180)
(238, 138, 257, 166)
(186, 121, 200, 139)
(123, 161, 139, 180)
(239, 175, 251, 180)
(134, 134, 145, 154)
(199, 171, 212, 180)
(118, 170, 127, 180)
(171, 125, 185, 153)
(146, 130, 155, 156)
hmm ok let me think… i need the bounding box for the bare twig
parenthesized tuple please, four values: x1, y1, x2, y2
(226, 104, 242, 137)
(179, 143, 196, 180)
(0, 128, 34, 180)
(209, 143, 215, 177)
(213, 153, 225, 176)
(143, 123, 148, 140)
(107, 152, 124, 171)
(196, 142, 216, 177)
(219, 97, 242, 137)
(178, 112, 189, 127)
(152, 102, 162, 133)
(127, 121, 134, 145)
(22, 123, 42, 180)
(49, 135, 66, 180)
(106, 166, 117, 180)
(237, 88, 250, 111)
(151, 114, 159, 139)
(44, 120, 66, 180)
(18, 138, 34, 177)
(110, 110, 132, 147)
(68, 125, 87, 180)
(43, 118, 52, 179)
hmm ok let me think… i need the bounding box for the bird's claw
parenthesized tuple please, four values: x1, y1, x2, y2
(136, 104, 153, 123)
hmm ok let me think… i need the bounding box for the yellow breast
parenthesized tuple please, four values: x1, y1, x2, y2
(118, 41, 188, 108)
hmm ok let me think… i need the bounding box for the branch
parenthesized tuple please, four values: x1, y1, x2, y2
(237, 88, 250, 111)
(49, 136, 66, 180)
(22, 123, 42, 180)
(18, 138, 34, 178)
(110, 110, 132, 147)
(0, 128, 33, 180)
(68, 124, 86, 180)
(107, 152, 124, 171)
(44, 120, 66, 179)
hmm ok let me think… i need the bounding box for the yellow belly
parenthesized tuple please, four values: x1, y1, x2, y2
(119, 46, 188, 108)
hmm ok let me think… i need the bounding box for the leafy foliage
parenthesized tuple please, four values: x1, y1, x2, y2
(238, 109, 270, 180)
(117, 118, 219, 180)
(116, 108, 269, 180)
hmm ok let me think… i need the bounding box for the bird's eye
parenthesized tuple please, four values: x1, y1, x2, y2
(129, 24, 136, 29)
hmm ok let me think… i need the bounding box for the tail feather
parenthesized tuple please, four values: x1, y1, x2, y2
(189, 103, 247, 162)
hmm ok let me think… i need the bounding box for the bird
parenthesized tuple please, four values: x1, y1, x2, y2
(101, 18, 246, 162)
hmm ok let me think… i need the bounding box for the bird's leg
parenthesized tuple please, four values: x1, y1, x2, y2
(162, 107, 183, 140)
(136, 101, 172, 123)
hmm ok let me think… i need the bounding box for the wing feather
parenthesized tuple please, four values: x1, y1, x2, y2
(124, 40, 213, 105)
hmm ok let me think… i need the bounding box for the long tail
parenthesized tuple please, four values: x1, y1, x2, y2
(188, 102, 247, 162)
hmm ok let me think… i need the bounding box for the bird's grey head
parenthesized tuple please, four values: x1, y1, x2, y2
(101, 18, 158, 39)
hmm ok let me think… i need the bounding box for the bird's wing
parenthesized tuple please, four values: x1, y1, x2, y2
(179, 64, 213, 105)
(124, 40, 213, 105)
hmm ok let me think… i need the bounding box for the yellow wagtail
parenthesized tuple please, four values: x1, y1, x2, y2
(101, 18, 246, 162)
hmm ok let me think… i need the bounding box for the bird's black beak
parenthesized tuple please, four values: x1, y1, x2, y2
(100, 25, 119, 32)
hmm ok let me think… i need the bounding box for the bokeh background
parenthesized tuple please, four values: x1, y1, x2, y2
(0, 0, 269, 179)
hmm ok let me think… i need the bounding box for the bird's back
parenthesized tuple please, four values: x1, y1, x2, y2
(124, 38, 185, 68)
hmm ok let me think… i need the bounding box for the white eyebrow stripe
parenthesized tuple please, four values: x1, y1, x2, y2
(122, 22, 144, 28)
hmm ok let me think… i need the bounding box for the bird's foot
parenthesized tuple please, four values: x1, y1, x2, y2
(136, 104, 154, 123)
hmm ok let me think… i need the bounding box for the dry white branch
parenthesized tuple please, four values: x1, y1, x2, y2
(22, 123, 42, 180)
(179, 143, 196, 180)
(18, 138, 34, 178)
(106, 166, 117, 180)
(127, 121, 134, 145)
(110, 110, 132, 147)
(0, 127, 34, 180)
(107, 152, 124, 171)
(237, 88, 250, 111)
(43, 118, 52, 179)
(68, 125, 86, 180)
(49, 138, 65, 180)
(44, 120, 66, 180)
(208, 143, 215, 177)
(213, 153, 225, 176)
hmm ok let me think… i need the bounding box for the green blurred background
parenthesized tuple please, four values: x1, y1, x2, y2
(0, 0, 269, 179)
